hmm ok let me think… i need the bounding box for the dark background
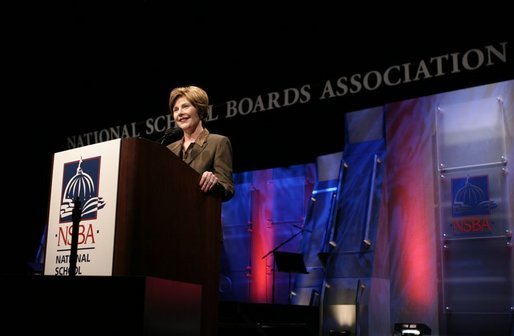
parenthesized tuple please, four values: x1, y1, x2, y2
(5, 2, 513, 275)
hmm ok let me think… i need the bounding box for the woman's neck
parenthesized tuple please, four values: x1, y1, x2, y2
(184, 124, 204, 142)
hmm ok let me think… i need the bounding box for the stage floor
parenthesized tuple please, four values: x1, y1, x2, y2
(219, 300, 319, 336)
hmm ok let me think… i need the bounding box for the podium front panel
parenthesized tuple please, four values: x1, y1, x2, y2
(44, 139, 121, 276)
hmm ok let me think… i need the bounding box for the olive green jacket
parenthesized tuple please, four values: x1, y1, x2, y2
(167, 129, 234, 202)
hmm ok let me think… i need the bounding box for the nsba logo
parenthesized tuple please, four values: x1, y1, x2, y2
(451, 175, 497, 235)
(60, 156, 106, 223)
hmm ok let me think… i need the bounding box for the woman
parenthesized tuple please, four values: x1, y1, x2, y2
(167, 85, 234, 202)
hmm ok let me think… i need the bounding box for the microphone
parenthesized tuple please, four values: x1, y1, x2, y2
(156, 127, 183, 144)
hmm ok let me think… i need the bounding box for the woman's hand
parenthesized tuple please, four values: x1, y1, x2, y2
(199, 171, 218, 192)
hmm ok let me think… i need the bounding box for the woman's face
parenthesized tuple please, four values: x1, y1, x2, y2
(172, 96, 201, 132)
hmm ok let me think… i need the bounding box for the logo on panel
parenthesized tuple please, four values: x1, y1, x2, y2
(60, 157, 106, 222)
(451, 175, 497, 235)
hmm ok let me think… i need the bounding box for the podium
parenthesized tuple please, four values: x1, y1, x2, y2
(42, 137, 221, 335)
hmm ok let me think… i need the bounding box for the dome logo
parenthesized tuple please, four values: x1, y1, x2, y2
(451, 175, 497, 234)
(59, 156, 106, 223)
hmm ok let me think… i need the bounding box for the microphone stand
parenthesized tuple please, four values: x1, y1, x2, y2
(261, 227, 305, 304)
(156, 127, 183, 145)
(69, 197, 81, 277)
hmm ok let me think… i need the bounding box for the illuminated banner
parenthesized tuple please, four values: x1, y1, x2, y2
(44, 139, 121, 276)
(65, 41, 510, 149)
(437, 96, 509, 238)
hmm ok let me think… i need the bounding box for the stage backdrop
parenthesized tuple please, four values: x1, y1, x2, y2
(218, 79, 513, 335)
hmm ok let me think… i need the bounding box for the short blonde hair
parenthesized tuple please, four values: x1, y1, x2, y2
(169, 85, 209, 121)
